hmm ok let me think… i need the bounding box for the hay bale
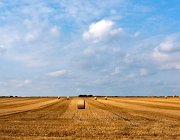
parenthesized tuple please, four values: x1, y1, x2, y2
(94, 97, 97, 100)
(67, 96, 69, 100)
(58, 96, 60, 99)
(105, 96, 107, 100)
(164, 96, 167, 99)
(77, 100, 85, 109)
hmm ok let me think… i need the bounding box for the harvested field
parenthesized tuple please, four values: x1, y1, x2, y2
(0, 97, 179, 139)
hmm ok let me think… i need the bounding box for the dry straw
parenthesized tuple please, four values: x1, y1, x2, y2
(94, 97, 97, 100)
(77, 100, 85, 109)
(105, 96, 107, 100)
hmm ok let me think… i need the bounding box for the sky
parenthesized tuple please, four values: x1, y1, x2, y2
(0, 0, 180, 96)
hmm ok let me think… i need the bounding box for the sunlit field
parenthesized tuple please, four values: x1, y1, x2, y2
(0, 97, 179, 140)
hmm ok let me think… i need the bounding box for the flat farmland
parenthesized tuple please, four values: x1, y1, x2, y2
(0, 97, 179, 140)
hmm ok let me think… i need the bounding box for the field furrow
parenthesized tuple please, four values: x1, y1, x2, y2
(0, 99, 59, 116)
(109, 99, 180, 111)
(0, 98, 34, 104)
(121, 98, 180, 105)
(98, 98, 180, 118)
(87, 98, 180, 139)
(0, 98, 52, 109)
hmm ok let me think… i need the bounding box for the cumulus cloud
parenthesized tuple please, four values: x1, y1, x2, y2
(157, 35, 180, 53)
(83, 19, 123, 42)
(152, 34, 180, 70)
(48, 70, 67, 77)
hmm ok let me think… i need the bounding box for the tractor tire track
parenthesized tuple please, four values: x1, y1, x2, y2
(0, 98, 71, 120)
(86, 98, 131, 122)
(0, 99, 59, 117)
(110, 98, 180, 110)
(0, 98, 52, 109)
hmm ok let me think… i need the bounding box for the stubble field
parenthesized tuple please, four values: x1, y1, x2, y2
(0, 97, 179, 140)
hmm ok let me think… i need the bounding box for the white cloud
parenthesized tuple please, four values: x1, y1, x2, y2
(152, 48, 169, 61)
(49, 26, 60, 37)
(152, 34, 180, 70)
(158, 35, 180, 53)
(48, 70, 67, 77)
(83, 19, 123, 42)
(1, 1, 180, 96)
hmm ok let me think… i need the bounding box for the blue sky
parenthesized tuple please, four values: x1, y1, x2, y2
(0, 0, 180, 96)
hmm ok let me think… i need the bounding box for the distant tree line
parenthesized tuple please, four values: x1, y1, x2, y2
(78, 94, 93, 97)
(0, 96, 18, 98)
